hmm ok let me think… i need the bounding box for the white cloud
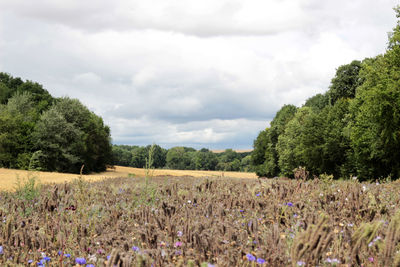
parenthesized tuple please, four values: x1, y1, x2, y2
(0, 0, 398, 148)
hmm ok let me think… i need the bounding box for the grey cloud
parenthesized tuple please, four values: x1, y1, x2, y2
(0, 0, 311, 37)
(0, 0, 398, 149)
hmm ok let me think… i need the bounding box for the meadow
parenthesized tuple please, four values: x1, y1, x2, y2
(0, 166, 257, 192)
(1, 172, 400, 266)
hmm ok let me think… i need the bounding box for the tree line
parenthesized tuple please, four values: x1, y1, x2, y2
(112, 145, 253, 172)
(0, 73, 113, 173)
(251, 7, 400, 181)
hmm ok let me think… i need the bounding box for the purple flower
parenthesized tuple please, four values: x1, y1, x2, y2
(256, 193, 261, 196)
(43, 256, 51, 262)
(368, 257, 374, 262)
(174, 241, 183, 247)
(37, 259, 46, 266)
(28, 259, 33, 264)
(297, 261, 305, 266)
(177, 231, 183, 237)
(58, 250, 62, 256)
(132, 246, 140, 252)
(75, 257, 87, 265)
(175, 250, 182, 255)
(86, 265, 95, 267)
(208, 264, 215, 267)
(246, 253, 256, 261)
(107, 255, 111, 260)
(65, 254, 71, 258)
(287, 202, 294, 207)
(239, 209, 244, 212)
(325, 258, 340, 264)
(0, 245, 3, 255)
(257, 258, 266, 264)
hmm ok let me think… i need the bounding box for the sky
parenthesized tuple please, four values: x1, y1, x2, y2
(0, 0, 399, 150)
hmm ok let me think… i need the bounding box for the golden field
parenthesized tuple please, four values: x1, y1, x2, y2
(0, 166, 257, 191)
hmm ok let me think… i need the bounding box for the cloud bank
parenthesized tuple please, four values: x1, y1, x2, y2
(0, 0, 397, 148)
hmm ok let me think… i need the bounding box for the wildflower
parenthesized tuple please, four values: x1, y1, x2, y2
(75, 257, 87, 265)
(208, 264, 215, 267)
(58, 251, 62, 256)
(368, 257, 374, 262)
(256, 192, 261, 197)
(257, 258, 266, 264)
(246, 253, 256, 261)
(28, 259, 33, 264)
(65, 254, 71, 258)
(43, 256, 51, 262)
(239, 209, 244, 212)
(107, 255, 111, 260)
(132, 246, 140, 252)
(177, 231, 183, 237)
(175, 250, 182, 255)
(287, 202, 294, 207)
(325, 257, 340, 264)
(293, 214, 298, 218)
(0, 245, 3, 255)
(174, 241, 183, 247)
(297, 261, 306, 266)
(86, 265, 95, 267)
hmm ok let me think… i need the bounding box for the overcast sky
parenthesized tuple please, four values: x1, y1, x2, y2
(0, 0, 398, 149)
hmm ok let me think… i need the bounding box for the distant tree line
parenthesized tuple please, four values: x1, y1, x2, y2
(251, 7, 400, 181)
(0, 73, 113, 173)
(112, 145, 253, 172)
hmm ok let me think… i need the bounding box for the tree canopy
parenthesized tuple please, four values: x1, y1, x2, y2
(251, 6, 400, 180)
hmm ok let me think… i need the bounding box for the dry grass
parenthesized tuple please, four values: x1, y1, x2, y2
(2, 175, 400, 266)
(0, 166, 257, 191)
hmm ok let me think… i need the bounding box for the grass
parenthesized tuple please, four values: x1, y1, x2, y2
(0, 166, 257, 191)
(1, 175, 400, 266)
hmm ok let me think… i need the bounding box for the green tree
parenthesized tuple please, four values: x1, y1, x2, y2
(0, 92, 37, 169)
(131, 146, 147, 168)
(193, 149, 218, 170)
(304, 93, 329, 111)
(32, 97, 112, 173)
(112, 145, 133, 166)
(276, 107, 312, 176)
(146, 144, 167, 168)
(328, 60, 362, 105)
(32, 107, 84, 173)
(166, 147, 192, 170)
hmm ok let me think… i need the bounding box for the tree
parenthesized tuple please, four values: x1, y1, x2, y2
(112, 145, 133, 166)
(131, 146, 147, 168)
(0, 92, 37, 169)
(328, 60, 362, 105)
(166, 147, 192, 170)
(147, 144, 167, 168)
(32, 97, 112, 173)
(251, 104, 297, 177)
(276, 107, 313, 176)
(193, 149, 218, 170)
(304, 93, 329, 111)
(32, 107, 84, 173)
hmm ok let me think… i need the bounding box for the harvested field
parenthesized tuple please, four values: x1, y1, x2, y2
(0, 166, 257, 191)
(1, 175, 400, 266)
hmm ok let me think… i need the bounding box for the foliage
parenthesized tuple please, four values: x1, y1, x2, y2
(0, 73, 112, 174)
(252, 7, 400, 180)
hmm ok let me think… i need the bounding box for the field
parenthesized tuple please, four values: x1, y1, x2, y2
(0, 166, 257, 191)
(1, 172, 400, 266)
